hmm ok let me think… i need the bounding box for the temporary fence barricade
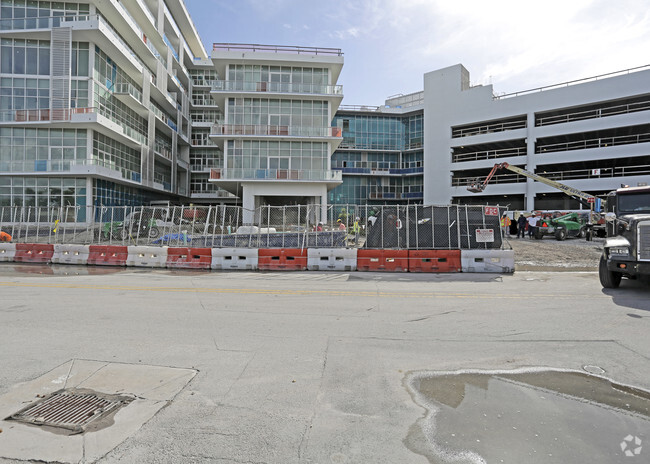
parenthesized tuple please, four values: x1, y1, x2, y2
(14, 243, 54, 264)
(307, 248, 357, 271)
(258, 248, 308, 271)
(52, 244, 89, 265)
(408, 250, 461, 273)
(0, 243, 16, 262)
(126, 246, 168, 268)
(357, 249, 408, 272)
(461, 249, 515, 273)
(88, 245, 128, 266)
(211, 248, 259, 270)
(166, 247, 212, 269)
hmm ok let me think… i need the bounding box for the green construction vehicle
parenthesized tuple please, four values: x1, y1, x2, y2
(535, 212, 587, 240)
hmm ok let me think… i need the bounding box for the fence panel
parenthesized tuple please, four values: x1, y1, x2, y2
(0, 204, 507, 250)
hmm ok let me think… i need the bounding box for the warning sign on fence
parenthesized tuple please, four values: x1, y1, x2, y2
(484, 206, 499, 216)
(475, 229, 495, 243)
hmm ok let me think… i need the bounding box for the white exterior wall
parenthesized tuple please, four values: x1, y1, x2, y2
(424, 64, 650, 208)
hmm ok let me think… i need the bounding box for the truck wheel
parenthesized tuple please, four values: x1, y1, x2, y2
(578, 227, 586, 239)
(555, 228, 567, 241)
(534, 229, 544, 239)
(599, 255, 621, 288)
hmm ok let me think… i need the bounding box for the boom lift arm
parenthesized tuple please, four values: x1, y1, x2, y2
(467, 162, 604, 208)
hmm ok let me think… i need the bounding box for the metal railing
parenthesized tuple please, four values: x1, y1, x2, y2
(209, 168, 342, 182)
(0, 107, 96, 123)
(536, 132, 650, 153)
(210, 80, 343, 96)
(0, 204, 504, 250)
(451, 119, 527, 138)
(536, 98, 650, 126)
(452, 146, 527, 163)
(496, 64, 650, 100)
(212, 124, 342, 138)
(0, 158, 140, 182)
(212, 43, 343, 56)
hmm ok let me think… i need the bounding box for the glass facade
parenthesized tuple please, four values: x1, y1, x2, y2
(0, 127, 87, 171)
(330, 111, 424, 205)
(0, 176, 86, 207)
(226, 140, 327, 171)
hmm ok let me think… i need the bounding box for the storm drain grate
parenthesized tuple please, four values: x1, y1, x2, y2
(6, 388, 134, 434)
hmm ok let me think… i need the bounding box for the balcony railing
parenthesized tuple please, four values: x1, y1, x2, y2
(210, 168, 342, 182)
(113, 82, 143, 103)
(213, 43, 343, 56)
(212, 124, 342, 138)
(210, 80, 343, 96)
(0, 158, 141, 182)
(0, 107, 96, 123)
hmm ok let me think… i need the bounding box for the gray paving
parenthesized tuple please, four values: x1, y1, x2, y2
(0, 264, 648, 463)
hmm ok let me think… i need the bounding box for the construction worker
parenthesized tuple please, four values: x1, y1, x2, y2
(352, 217, 361, 245)
(500, 213, 511, 237)
(337, 219, 346, 230)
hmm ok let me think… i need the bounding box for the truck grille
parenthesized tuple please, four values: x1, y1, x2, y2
(639, 221, 650, 261)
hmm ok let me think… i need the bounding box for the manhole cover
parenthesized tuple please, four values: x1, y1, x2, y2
(6, 388, 133, 435)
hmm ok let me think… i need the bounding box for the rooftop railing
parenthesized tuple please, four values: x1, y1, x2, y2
(496, 64, 650, 99)
(212, 43, 343, 56)
(338, 105, 381, 112)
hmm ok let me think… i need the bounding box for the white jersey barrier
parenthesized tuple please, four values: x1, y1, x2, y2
(52, 244, 89, 265)
(0, 243, 16, 262)
(461, 249, 515, 273)
(126, 246, 168, 268)
(211, 248, 258, 270)
(307, 248, 357, 271)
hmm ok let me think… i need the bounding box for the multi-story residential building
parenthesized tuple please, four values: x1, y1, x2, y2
(206, 43, 344, 220)
(330, 93, 424, 206)
(424, 64, 650, 210)
(0, 0, 211, 217)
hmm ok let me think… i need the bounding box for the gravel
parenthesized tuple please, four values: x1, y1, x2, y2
(504, 234, 604, 271)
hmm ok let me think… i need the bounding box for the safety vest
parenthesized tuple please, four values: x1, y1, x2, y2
(501, 217, 511, 227)
(352, 221, 360, 233)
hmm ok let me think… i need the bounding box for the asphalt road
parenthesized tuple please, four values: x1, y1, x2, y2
(0, 265, 648, 463)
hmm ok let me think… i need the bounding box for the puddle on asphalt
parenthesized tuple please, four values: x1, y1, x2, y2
(404, 369, 650, 463)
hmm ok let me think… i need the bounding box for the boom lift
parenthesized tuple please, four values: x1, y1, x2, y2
(467, 162, 604, 210)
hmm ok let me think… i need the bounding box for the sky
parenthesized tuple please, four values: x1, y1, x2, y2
(184, 0, 650, 106)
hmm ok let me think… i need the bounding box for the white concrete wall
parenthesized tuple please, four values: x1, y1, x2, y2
(241, 182, 328, 223)
(423, 64, 650, 207)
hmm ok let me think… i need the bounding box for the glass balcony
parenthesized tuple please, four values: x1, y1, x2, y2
(0, 158, 141, 182)
(211, 124, 342, 138)
(210, 168, 342, 182)
(210, 80, 343, 96)
(0, 107, 96, 123)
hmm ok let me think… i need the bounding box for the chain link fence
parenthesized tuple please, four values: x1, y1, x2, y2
(0, 204, 504, 249)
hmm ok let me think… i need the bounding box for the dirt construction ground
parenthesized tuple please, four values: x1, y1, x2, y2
(505, 234, 605, 271)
